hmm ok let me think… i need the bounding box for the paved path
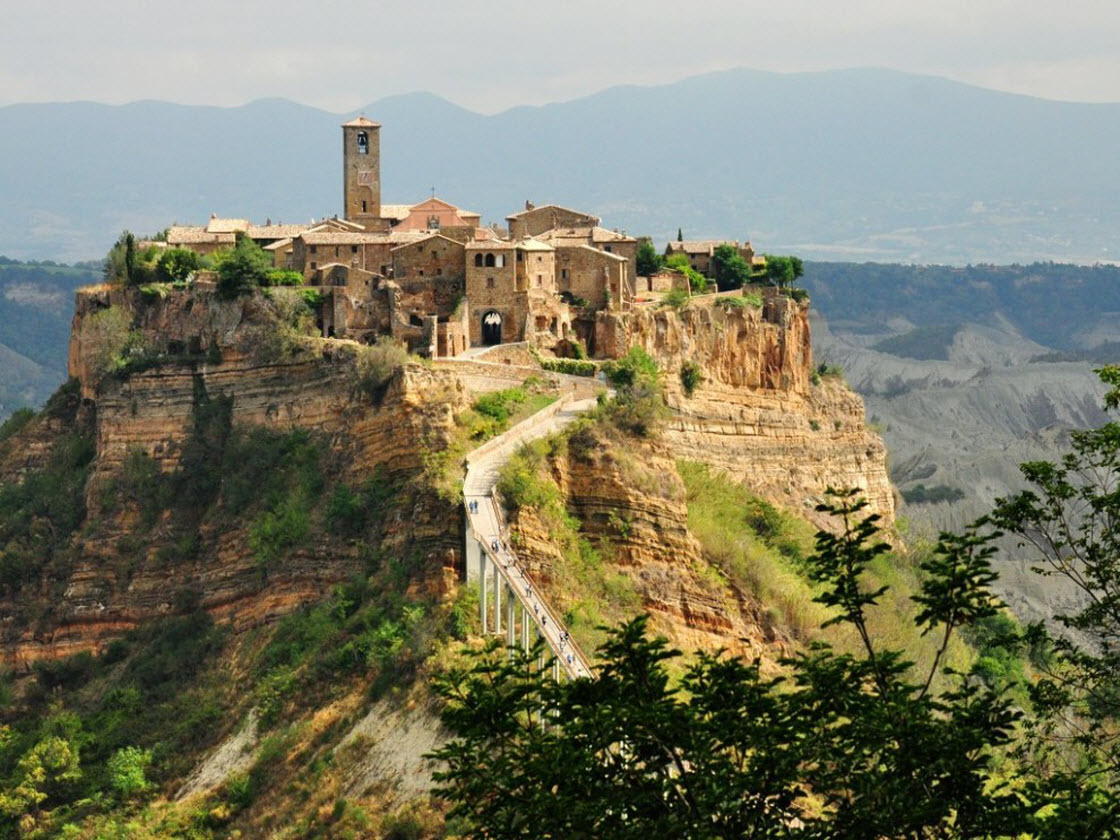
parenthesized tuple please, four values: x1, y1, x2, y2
(463, 395, 600, 680)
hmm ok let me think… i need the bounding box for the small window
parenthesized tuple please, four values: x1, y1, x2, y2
(517, 251, 523, 262)
(561, 269, 568, 279)
(351, 245, 358, 254)
(357, 131, 369, 154)
(380, 265, 389, 275)
(310, 245, 317, 254)
(361, 200, 367, 213)
(485, 253, 495, 268)
(487, 277, 495, 289)
(437, 268, 443, 276)
(537, 256, 542, 262)
(474, 253, 483, 267)
(496, 254, 505, 268)
(604, 245, 612, 253)
(418, 269, 424, 276)
(536, 274, 542, 287)
(310, 262, 317, 270)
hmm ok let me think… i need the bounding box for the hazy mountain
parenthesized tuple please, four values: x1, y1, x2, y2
(3, 68, 1120, 263)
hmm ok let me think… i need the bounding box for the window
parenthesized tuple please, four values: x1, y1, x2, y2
(487, 277, 495, 289)
(604, 245, 612, 253)
(474, 253, 483, 267)
(418, 269, 425, 276)
(485, 253, 495, 268)
(357, 131, 369, 154)
(561, 269, 569, 279)
(517, 251, 523, 262)
(437, 268, 443, 276)
(432, 250, 439, 258)
(496, 254, 505, 268)
(536, 274, 542, 287)
(537, 256, 542, 262)
(310, 262, 317, 270)
(310, 245, 317, 254)
(361, 200, 367, 213)
(351, 245, 358, 254)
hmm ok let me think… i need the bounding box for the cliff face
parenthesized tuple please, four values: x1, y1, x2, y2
(2, 286, 467, 666)
(508, 431, 792, 663)
(596, 291, 895, 526)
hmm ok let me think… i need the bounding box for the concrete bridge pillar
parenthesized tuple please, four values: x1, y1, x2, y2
(506, 588, 516, 651)
(478, 550, 488, 634)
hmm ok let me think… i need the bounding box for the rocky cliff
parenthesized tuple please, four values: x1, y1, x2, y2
(1, 285, 467, 666)
(596, 289, 895, 526)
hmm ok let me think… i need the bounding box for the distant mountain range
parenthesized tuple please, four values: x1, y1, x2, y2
(3, 67, 1120, 264)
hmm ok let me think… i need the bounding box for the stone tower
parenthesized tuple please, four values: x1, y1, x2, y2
(342, 116, 382, 227)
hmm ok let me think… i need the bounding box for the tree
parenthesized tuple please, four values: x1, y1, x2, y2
(991, 365, 1120, 833)
(103, 230, 137, 285)
(430, 492, 1029, 837)
(763, 254, 804, 289)
(635, 239, 663, 277)
(215, 234, 272, 299)
(156, 247, 204, 282)
(677, 227, 683, 242)
(711, 244, 753, 291)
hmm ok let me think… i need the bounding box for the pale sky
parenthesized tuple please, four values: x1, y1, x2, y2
(3, 0, 1119, 111)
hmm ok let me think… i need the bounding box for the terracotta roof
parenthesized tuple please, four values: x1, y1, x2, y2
(390, 233, 465, 253)
(505, 203, 598, 221)
(308, 218, 366, 232)
(516, 238, 555, 252)
(263, 238, 293, 251)
(205, 217, 250, 234)
(590, 227, 636, 243)
(380, 204, 413, 222)
(246, 224, 307, 239)
(342, 115, 380, 127)
(565, 243, 626, 262)
(167, 227, 235, 245)
(465, 240, 517, 250)
(667, 240, 739, 255)
(300, 230, 427, 245)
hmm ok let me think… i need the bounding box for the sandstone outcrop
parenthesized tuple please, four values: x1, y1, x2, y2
(597, 290, 895, 526)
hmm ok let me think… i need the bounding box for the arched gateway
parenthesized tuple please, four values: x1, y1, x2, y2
(481, 310, 502, 345)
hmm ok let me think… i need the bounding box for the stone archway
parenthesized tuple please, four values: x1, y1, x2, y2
(482, 310, 502, 345)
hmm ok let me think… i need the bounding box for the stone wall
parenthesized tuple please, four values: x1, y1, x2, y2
(392, 235, 466, 283)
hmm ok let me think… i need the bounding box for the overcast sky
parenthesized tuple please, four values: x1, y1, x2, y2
(3, 0, 1119, 112)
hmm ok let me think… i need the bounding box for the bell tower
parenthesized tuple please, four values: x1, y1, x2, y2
(342, 116, 382, 227)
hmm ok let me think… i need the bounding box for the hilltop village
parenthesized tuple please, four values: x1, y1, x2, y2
(160, 116, 762, 357)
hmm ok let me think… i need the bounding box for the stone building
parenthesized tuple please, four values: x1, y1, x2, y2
(391, 233, 467, 282)
(380, 197, 482, 234)
(506, 203, 600, 239)
(540, 226, 638, 301)
(553, 243, 629, 310)
(665, 239, 759, 278)
(342, 116, 390, 231)
(464, 239, 569, 345)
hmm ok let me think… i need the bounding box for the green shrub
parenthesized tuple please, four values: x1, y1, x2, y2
(356, 337, 409, 403)
(661, 288, 690, 309)
(215, 235, 272, 299)
(680, 361, 703, 396)
(539, 357, 597, 377)
(263, 269, 304, 287)
(156, 248, 203, 282)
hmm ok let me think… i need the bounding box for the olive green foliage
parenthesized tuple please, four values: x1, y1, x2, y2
(763, 253, 804, 288)
(215, 234, 272, 299)
(601, 347, 665, 437)
(660, 287, 690, 309)
(0, 407, 34, 444)
(107, 746, 152, 796)
(679, 361, 703, 396)
(989, 366, 1120, 832)
(155, 247, 204, 282)
(664, 253, 710, 292)
(431, 492, 1029, 838)
(0, 429, 93, 594)
(261, 269, 304, 288)
(538, 357, 597, 377)
(635, 238, 663, 276)
(711, 243, 753, 290)
(355, 337, 409, 403)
